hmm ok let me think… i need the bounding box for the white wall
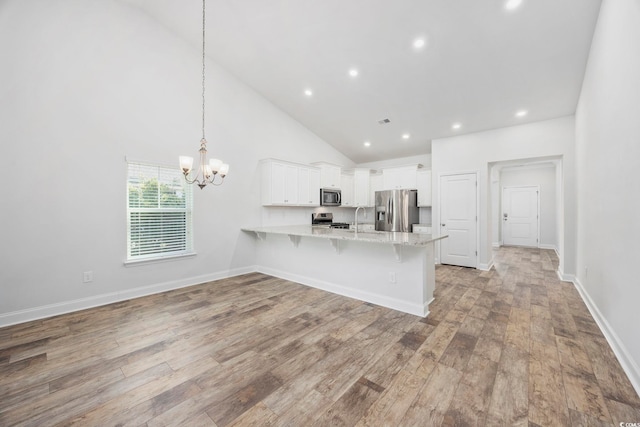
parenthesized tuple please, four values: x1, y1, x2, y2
(0, 0, 352, 324)
(356, 153, 432, 171)
(431, 117, 576, 272)
(499, 165, 557, 249)
(575, 0, 640, 391)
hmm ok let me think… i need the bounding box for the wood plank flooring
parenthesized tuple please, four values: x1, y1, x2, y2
(1, 247, 639, 426)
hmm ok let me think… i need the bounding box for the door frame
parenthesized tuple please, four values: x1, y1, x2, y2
(501, 185, 540, 247)
(437, 170, 479, 268)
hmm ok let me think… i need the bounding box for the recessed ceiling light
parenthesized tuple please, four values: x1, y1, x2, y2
(452, 123, 462, 130)
(504, 0, 523, 11)
(413, 38, 426, 49)
(515, 110, 528, 118)
(364, 141, 371, 147)
(402, 133, 410, 140)
(304, 89, 313, 97)
(349, 68, 359, 77)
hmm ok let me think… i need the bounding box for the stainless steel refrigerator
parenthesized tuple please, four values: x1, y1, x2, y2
(375, 189, 419, 232)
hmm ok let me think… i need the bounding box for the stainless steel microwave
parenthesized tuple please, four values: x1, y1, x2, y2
(320, 188, 341, 206)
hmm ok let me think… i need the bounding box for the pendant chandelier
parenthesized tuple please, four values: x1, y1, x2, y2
(179, 0, 229, 189)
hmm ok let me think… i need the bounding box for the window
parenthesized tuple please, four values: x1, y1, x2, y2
(126, 161, 193, 262)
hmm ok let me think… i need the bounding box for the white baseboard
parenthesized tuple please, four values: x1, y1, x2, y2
(256, 265, 429, 317)
(538, 243, 559, 257)
(556, 269, 575, 283)
(492, 242, 501, 248)
(0, 266, 256, 328)
(478, 258, 494, 271)
(572, 277, 640, 398)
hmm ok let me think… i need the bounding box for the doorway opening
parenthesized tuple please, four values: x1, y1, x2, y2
(490, 157, 562, 262)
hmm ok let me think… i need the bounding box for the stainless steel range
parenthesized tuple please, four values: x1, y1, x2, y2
(311, 213, 350, 229)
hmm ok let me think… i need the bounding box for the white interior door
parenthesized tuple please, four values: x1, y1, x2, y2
(502, 186, 539, 247)
(439, 173, 477, 268)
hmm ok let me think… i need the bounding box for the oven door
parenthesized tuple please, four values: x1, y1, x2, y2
(320, 188, 341, 206)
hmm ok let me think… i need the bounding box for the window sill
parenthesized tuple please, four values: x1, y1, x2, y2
(124, 252, 197, 267)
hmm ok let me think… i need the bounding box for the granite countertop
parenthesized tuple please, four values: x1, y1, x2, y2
(241, 225, 448, 247)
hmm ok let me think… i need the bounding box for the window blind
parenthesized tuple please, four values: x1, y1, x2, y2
(126, 162, 193, 261)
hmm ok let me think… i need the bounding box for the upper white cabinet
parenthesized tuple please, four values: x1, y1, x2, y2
(261, 159, 320, 206)
(382, 165, 418, 190)
(340, 173, 354, 207)
(353, 169, 372, 207)
(370, 174, 383, 206)
(264, 160, 298, 205)
(298, 166, 321, 206)
(312, 162, 342, 188)
(416, 170, 432, 207)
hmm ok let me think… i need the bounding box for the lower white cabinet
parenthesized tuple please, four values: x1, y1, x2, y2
(350, 223, 374, 231)
(417, 170, 432, 207)
(412, 225, 432, 234)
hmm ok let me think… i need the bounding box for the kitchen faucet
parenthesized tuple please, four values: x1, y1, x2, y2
(354, 206, 364, 232)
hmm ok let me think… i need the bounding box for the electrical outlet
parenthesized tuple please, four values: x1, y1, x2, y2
(389, 272, 396, 284)
(83, 271, 93, 283)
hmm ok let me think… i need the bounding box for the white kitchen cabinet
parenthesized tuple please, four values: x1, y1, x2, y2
(370, 174, 383, 206)
(308, 168, 320, 205)
(313, 162, 342, 188)
(262, 159, 322, 206)
(416, 170, 432, 207)
(382, 168, 401, 190)
(298, 166, 321, 206)
(350, 223, 374, 231)
(341, 173, 354, 207)
(382, 165, 418, 190)
(412, 225, 432, 234)
(353, 169, 371, 207)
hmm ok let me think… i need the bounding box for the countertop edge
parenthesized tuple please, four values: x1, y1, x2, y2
(241, 225, 448, 246)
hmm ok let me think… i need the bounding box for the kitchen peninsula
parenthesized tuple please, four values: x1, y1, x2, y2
(242, 225, 447, 317)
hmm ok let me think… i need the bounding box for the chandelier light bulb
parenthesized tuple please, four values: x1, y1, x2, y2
(204, 164, 213, 179)
(209, 158, 223, 173)
(179, 156, 194, 173)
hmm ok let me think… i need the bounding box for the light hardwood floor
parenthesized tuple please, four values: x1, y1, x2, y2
(1, 247, 639, 426)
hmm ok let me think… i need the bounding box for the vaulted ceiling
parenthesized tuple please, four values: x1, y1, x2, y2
(120, 0, 602, 163)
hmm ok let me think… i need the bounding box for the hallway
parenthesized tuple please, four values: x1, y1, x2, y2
(434, 246, 640, 425)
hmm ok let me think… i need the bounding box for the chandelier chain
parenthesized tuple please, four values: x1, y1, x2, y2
(201, 0, 206, 141)
(178, 0, 228, 189)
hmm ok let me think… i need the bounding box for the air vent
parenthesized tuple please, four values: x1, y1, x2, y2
(378, 118, 391, 125)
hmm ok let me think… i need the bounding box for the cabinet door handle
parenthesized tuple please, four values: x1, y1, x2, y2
(441, 223, 446, 227)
